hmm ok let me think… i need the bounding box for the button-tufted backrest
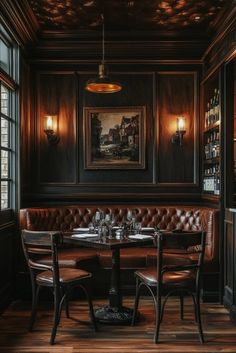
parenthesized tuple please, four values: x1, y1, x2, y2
(19, 205, 219, 262)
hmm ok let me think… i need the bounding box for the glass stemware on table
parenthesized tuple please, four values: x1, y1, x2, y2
(84, 209, 158, 240)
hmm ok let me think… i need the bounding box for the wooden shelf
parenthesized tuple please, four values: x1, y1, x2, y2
(203, 157, 220, 164)
(202, 193, 220, 201)
(204, 121, 220, 133)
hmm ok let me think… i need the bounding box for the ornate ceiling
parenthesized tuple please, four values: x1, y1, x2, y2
(27, 0, 227, 32)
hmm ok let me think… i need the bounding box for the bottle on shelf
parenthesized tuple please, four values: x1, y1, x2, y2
(209, 98, 214, 125)
(203, 163, 220, 195)
(215, 88, 220, 122)
(204, 129, 220, 160)
(205, 102, 210, 128)
(205, 88, 220, 128)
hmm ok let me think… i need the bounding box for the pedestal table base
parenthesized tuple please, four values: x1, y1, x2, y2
(95, 305, 133, 324)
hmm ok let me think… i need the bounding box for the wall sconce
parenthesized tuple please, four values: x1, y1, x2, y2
(171, 117, 186, 146)
(44, 115, 60, 145)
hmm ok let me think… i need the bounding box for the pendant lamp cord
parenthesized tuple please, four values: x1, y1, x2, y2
(101, 14, 105, 63)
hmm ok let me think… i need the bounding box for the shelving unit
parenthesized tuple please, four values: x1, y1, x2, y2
(202, 74, 221, 197)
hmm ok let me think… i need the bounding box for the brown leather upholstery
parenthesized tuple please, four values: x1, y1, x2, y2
(146, 248, 217, 272)
(135, 267, 196, 287)
(99, 248, 150, 269)
(37, 268, 91, 284)
(19, 205, 219, 273)
(38, 248, 98, 268)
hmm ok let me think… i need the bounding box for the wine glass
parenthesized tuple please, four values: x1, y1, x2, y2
(127, 209, 136, 232)
(88, 222, 94, 233)
(95, 211, 101, 223)
(104, 214, 115, 239)
(134, 222, 142, 234)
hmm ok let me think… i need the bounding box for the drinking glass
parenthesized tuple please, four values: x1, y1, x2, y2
(88, 222, 94, 233)
(134, 222, 142, 234)
(127, 209, 136, 232)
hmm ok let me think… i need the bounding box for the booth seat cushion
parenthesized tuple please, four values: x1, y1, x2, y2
(146, 250, 193, 267)
(19, 205, 219, 273)
(146, 249, 218, 272)
(99, 248, 153, 269)
(37, 248, 98, 269)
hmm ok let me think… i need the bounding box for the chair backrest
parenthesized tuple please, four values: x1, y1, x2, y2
(156, 230, 206, 290)
(21, 229, 63, 283)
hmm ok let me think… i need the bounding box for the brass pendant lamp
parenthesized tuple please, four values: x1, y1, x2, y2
(85, 15, 122, 93)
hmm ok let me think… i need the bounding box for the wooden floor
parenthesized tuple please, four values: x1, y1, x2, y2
(0, 297, 236, 353)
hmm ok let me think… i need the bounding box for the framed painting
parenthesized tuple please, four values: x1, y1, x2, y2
(84, 106, 146, 169)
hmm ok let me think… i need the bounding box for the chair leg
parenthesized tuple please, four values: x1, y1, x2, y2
(154, 295, 162, 344)
(131, 277, 141, 326)
(29, 283, 40, 332)
(62, 289, 70, 318)
(195, 293, 204, 343)
(180, 294, 184, 320)
(50, 287, 62, 345)
(80, 284, 97, 331)
(192, 293, 204, 344)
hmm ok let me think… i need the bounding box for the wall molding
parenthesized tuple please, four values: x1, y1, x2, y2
(0, 0, 38, 47)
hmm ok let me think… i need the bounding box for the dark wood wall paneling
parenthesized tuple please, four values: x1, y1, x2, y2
(79, 73, 154, 185)
(21, 57, 32, 193)
(37, 73, 77, 184)
(157, 72, 197, 184)
(223, 209, 236, 323)
(0, 210, 16, 312)
(21, 68, 201, 206)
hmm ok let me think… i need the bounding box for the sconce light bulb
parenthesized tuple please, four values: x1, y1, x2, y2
(177, 117, 185, 131)
(44, 114, 60, 145)
(46, 116, 53, 130)
(171, 116, 186, 146)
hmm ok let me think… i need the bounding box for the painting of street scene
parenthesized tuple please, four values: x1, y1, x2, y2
(84, 107, 145, 169)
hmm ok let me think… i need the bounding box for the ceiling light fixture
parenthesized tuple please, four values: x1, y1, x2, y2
(85, 15, 122, 94)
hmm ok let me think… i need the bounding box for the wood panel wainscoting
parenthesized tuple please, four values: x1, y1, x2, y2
(21, 68, 201, 206)
(0, 210, 16, 312)
(0, 297, 235, 352)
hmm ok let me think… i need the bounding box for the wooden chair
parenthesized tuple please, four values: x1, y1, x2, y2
(132, 230, 206, 343)
(21, 230, 97, 344)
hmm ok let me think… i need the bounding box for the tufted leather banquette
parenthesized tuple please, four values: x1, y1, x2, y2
(20, 205, 219, 273)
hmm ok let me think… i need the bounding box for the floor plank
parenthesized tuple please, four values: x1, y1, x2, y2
(0, 297, 236, 352)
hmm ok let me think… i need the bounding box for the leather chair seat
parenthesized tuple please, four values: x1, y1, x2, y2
(135, 267, 196, 287)
(37, 268, 91, 285)
(37, 248, 98, 268)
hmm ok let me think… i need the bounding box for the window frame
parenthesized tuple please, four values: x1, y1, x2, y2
(0, 24, 19, 212)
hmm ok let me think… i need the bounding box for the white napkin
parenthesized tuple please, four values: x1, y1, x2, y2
(128, 234, 153, 240)
(71, 233, 98, 239)
(73, 227, 90, 232)
(141, 227, 155, 231)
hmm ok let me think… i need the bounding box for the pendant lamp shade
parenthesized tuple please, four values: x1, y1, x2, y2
(85, 16, 122, 93)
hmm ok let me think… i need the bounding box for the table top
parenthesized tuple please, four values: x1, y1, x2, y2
(63, 232, 154, 250)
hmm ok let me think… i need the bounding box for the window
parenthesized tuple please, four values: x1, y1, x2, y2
(0, 37, 11, 75)
(0, 26, 18, 211)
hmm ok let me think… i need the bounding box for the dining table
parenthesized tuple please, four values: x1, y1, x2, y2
(64, 230, 154, 324)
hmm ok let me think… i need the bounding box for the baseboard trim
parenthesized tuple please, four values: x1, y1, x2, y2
(202, 290, 220, 303)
